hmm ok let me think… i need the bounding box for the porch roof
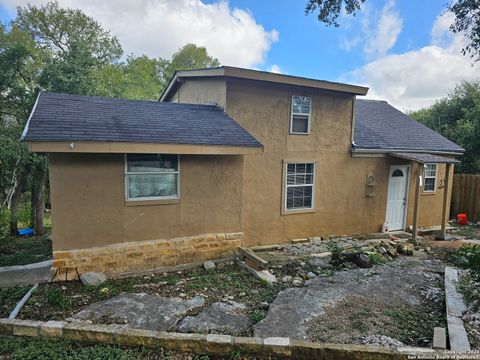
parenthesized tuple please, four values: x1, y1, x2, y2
(390, 152, 460, 164)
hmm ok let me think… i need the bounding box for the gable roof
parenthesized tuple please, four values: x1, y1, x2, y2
(22, 92, 262, 150)
(160, 66, 369, 101)
(353, 99, 464, 155)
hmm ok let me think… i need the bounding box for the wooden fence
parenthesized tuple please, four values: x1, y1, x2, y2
(451, 174, 480, 222)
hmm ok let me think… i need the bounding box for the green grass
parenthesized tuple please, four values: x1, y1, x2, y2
(0, 336, 202, 360)
(0, 232, 52, 267)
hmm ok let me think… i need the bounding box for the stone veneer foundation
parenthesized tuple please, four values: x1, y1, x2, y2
(52, 232, 243, 281)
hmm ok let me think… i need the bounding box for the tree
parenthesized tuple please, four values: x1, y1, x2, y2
(449, 0, 480, 62)
(305, 0, 366, 26)
(160, 44, 220, 89)
(0, 24, 39, 234)
(15, 1, 122, 94)
(410, 81, 480, 174)
(305, 0, 480, 61)
(1, 1, 123, 235)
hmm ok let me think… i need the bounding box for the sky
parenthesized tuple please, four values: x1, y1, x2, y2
(0, 0, 479, 111)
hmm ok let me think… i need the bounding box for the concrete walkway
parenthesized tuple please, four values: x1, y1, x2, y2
(0, 260, 53, 288)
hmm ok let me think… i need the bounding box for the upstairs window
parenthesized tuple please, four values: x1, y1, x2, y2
(125, 154, 179, 200)
(424, 163, 437, 192)
(290, 96, 311, 134)
(285, 162, 315, 211)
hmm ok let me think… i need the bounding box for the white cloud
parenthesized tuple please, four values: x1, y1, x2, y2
(364, 0, 403, 58)
(268, 64, 282, 74)
(343, 12, 480, 111)
(340, 0, 403, 59)
(0, 0, 279, 67)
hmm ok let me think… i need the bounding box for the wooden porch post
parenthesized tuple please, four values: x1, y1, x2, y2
(412, 163, 423, 243)
(436, 163, 453, 240)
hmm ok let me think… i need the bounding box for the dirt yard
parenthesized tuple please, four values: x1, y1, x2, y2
(2, 229, 472, 348)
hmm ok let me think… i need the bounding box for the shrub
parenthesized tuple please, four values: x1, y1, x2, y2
(367, 252, 387, 265)
(326, 241, 342, 256)
(452, 244, 480, 281)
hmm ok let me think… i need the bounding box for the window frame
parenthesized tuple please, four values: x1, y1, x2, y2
(283, 161, 316, 213)
(423, 163, 437, 193)
(124, 154, 180, 201)
(290, 95, 312, 135)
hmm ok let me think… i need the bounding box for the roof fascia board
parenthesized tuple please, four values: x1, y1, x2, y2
(160, 66, 368, 101)
(27, 141, 263, 155)
(351, 148, 464, 156)
(223, 66, 368, 95)
(20, 92, 41, 141)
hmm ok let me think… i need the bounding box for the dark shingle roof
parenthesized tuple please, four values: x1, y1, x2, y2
(22, 92, 262, 148)
(354, 100, 464, 154)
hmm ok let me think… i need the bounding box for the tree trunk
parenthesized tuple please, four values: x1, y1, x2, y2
(31, 163, 47, 236)
(8, 163, 30, 235)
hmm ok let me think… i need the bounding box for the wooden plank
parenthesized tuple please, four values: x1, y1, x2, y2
(412, 166, 422, 242)
(441, 164, 452, 234)
(238, 247, 268, 270)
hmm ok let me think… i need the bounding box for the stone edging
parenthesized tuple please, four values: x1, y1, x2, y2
(0, 318, 441, 359)
(445, 266, 471, 351)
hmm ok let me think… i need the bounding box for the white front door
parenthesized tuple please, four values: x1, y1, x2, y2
(386, 165, 409, 231)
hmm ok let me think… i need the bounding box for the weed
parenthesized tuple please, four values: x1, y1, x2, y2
(0, 286, 30, 318)
(166, 275, 179, 286)
(326, 241, 342, 256)
(451, 244, 480, 280)
(367, 252, 387, 265)
(0, 335, 191, 359)
(46, 288, 71, 310)
(230, 350, 242, 360)
(250, 309, 266, 324)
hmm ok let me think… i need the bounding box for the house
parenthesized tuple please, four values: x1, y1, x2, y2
(21, 66, 464, 279)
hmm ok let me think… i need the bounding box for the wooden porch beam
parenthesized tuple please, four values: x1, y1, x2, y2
(436, 163, 453, 240)
(412, 164, 424, 243)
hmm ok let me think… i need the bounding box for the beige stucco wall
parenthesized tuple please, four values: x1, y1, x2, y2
(169, 77, 227, 109)
(216, 78, 451, 245)
(48, 153, 244, 251)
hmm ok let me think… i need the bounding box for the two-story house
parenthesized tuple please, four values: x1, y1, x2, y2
(22, 66, 463, 279)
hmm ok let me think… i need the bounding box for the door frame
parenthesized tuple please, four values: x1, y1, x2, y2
(386, 165, 410, 231)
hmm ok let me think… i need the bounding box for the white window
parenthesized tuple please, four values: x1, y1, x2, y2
(125, 154, 179, 200)
(424, 163, 437, 192)
(290, 96, 311, 134)
(285, 162, 315, 211)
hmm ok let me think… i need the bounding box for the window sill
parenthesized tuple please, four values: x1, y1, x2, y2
(282, 208, 315, 215)
(125, 198, 180, 207)
(421, 191, 436, 196)
(289, 132, 310, 135)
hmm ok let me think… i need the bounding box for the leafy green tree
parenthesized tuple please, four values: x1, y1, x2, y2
(1, 1, 123, 234)
(160, 43, 220, 89)
(122, 55, 167, 100)
(305, 0, 480, 61)
(410, 81, 480, 174)
(14, 1, 122, 94)
(449, 0, 480, 62)
(305, 0, 366, 26)
(0, 24, 40, 234)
